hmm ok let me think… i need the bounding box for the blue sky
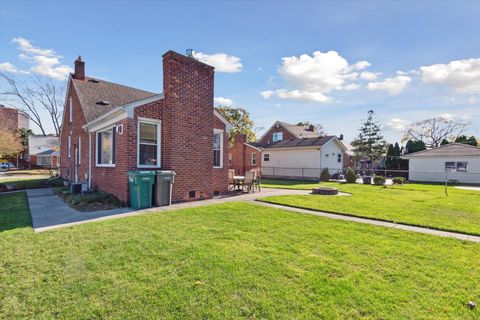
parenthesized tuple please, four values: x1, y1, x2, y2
(1, 0, 479, 144)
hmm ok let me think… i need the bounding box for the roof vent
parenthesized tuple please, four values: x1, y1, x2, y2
(96, 101, 110, 106)
(88, 78, 100, 83)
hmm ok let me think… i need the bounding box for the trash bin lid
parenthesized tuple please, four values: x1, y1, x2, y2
(156, 170, 176, 175)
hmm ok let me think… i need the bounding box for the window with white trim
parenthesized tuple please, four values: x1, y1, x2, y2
(263, 153, 270, 162)
(97, 127, 115, 166)
(78, 136, 81, 164)
(213, 129, 223, 168)
(252, 153, 256, 165)
(273, 132, 283, 142)
(445, 161, 468, 172)
(69, 97, 72, 123)
(138, 119, 160, 167)
(457, 161, 468, 172)
(228, 153, 232, 166)
(68, 135, 71, 158)
(37, 156, 51, 166)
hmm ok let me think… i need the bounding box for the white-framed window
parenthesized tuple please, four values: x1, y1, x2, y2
(263, 153, 270, 162)
(228, 153, 232, 166)
(337, 153, 342, 163)
(37, 156, 51, 166)
(445, 161, 468, 172)
(213, 129, 223, 168)
(96, 126, 115, 167)
(67, 135, 71, 158)
(252, 153, 256, 165)
(69, 97, 72, 123)
(137, 118, 161, 167)
(78, 136, 81, 165)
(272, 132, 283, 142)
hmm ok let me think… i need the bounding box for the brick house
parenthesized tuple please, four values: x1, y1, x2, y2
(59, 50, 231, 204)
(0, 104, 29, 132)
(29, 134, 59, 169)
(228, 134, 262, 175)
(230, 121, 347, 180)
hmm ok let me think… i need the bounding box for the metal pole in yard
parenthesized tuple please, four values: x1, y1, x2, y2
(444, 171, 448, 197)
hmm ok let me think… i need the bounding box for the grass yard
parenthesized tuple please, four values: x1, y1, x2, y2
(260, 179, 480, 235)
(0, 170, 59, 192)
(1, 193, 480, 319)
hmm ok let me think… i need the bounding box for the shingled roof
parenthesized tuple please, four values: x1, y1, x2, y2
(402, 143, 480, 158)
(254, 135, 337, 149)
(280, 121, 322, 138)
(72, 76, 158, 122)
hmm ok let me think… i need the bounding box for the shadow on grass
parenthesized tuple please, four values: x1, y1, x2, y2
(0, 192, 32, 232)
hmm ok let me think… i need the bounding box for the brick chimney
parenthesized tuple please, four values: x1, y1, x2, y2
(234, 133, 247, 145)
(73, 56, 85, 80)
(162, 50, 215, 202)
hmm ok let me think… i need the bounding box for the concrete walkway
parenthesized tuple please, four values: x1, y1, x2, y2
(255, 201, 480, 243)
(29, 188, 310, 232)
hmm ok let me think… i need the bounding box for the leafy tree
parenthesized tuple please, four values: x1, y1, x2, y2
(403, 116, 468, 148)
(0, 129, 23, 159)
(440, 139, 449, 146)
(351, 110, 387, 162)
(215, 106, 256, 144)
(466, 136, 478, 147)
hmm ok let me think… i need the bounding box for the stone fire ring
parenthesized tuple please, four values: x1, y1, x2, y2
(312, 187, 339, 195)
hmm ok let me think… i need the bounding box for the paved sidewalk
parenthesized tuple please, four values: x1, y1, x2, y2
(29, 188, 310, 232)
(255, 201, 480, 243)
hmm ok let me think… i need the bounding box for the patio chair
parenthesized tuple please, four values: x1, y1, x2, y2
(252, 170, 261, 192)
(228, 169, 236, 191)
(243, 170, 255, 193)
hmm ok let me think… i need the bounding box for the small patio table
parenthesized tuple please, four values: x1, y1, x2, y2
(233, 176, 245, 191)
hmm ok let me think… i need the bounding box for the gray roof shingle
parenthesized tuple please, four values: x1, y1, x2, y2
(403, 143, 480, 158)
(72, 77, 158, 122)
(255, 135, 336, 149)
(280, 121, 322, 138)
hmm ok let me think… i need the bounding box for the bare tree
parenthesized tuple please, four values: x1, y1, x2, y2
(0, 73, 65, 136)
(402, 116, 468, 148)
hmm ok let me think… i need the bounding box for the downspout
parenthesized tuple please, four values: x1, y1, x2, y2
(319, 147, 322, 180)
(88, 131, 92, 190)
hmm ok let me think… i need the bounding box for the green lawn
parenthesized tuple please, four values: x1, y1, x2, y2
(1, 193, 480, 319)
(0, 170, 53, 191)
(260, 179, 480, 235)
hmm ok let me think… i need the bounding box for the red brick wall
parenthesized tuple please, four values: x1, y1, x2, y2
(258, 123, 296, 145)
(60, 51, 228, 205)
(0, 107, 20, 131)
(229, 134, 261, 176)
(59, 79, 90, 183)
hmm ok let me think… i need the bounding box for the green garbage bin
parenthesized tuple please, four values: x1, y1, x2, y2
(154, 171, 176, 206)
(128, 171, 156, 209)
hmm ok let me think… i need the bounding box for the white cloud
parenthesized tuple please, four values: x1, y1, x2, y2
(214, 96, 233, 106)
(192, 51, 242, 73)
(360, 71, 381, 81)
(262, 50, 372, 103)
(420, 58, 480, 93)
(11, 37, 72, 80)
(260, 90, 274, 99)
(367, 75, 411, 95)
(468, 97, 478, 104)
(385, 118, 411, 131)
(0, 62, 17, 73)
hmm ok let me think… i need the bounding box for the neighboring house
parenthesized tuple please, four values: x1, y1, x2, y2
(29, 134, 60, 169)
(0, 104, 29, 131)
(402, 143, 480, 184)
(228, 134, 262, 175)
(229, 121, 347, 180)
(59, 51, 231, 204)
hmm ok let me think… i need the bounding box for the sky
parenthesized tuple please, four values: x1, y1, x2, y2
(1, 0, 479, 145)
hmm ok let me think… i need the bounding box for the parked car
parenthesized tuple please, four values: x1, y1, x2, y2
(0, 162, 16, 171)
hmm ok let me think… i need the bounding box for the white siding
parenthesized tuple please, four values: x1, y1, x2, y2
(320, 139, 344, 172)
(409, 156, 480, 184)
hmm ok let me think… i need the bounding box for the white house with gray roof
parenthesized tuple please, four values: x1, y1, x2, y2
(402, 143, 480, 184)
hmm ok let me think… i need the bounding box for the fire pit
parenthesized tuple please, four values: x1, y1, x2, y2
(312, 187, 338, 195)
